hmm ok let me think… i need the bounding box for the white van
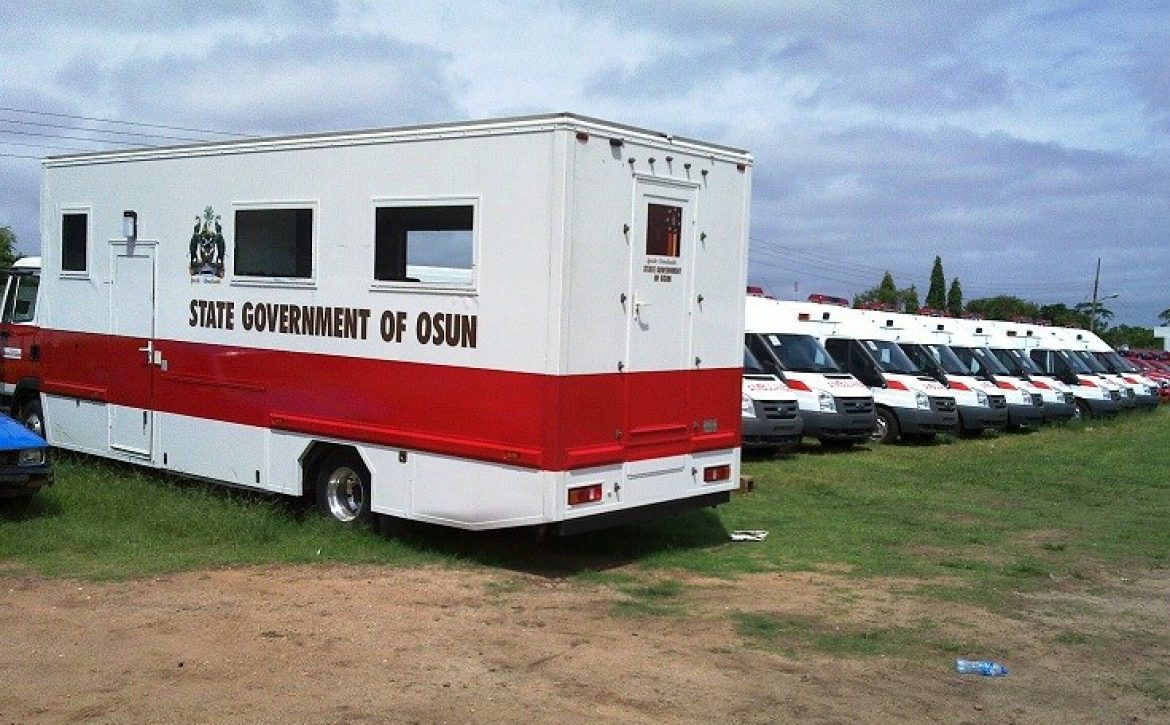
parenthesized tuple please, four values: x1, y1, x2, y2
(741, 346, 803, 454)
(856, 309, 1009, 435)
(922, 317, 1047, 429)
(965, 319, 1077, 422)
(1005, 323, 1121, 418)
(1052, 327, 1158, 410)
(744, 296, 875, 447)
(761, 299, 957, 443)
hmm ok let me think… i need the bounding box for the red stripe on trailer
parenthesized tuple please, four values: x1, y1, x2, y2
(37, 329, 740, 471)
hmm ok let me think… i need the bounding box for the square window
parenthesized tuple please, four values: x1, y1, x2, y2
(645, 203, 682, 257)
(234, 208, 313, 278)
(375, 205, 474, 287)
(62, 213, 87, 272)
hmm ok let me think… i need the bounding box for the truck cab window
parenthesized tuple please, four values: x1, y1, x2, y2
(2, 275, 38, 323)
(375, 204, 474, 288)
(234, 208, 313, 278)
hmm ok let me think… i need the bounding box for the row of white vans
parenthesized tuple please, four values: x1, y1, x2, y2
(739, 293, 1160, 452)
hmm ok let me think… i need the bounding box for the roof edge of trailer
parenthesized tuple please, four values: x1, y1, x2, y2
(42, 112, 753, 167)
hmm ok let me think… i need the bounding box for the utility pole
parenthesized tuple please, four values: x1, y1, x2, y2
(1089, 257, 1101, 332)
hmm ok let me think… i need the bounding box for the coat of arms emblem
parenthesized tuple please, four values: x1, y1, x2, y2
(189, 205, 226, 279)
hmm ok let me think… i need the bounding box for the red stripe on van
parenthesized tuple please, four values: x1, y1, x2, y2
(36, 329, 740, 471)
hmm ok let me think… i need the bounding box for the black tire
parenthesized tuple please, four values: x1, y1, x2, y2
(20, 398, 45, 438)
(314, 450, 372, 524)
(1074, 399, 1092, 420)
(871, 407, 900, 444)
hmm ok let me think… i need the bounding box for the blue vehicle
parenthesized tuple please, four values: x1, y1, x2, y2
(0, 413, 52, 507)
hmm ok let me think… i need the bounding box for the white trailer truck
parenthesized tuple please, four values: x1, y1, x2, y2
(35, 113, 752, 534)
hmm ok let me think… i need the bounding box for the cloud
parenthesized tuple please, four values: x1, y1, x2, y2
(101, 32, 465, 135)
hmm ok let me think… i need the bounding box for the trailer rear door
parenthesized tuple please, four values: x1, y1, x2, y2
(625, 180, 696, 454)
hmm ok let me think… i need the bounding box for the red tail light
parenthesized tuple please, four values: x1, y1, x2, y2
(703, 465, 731, 483)
(567, 484, 603, 505)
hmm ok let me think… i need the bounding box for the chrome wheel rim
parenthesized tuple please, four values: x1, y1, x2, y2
(325, 466, 364, 522)
(872, 416, 888, 442)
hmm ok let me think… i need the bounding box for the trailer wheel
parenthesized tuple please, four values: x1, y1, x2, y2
(19, 398, 44, 438)
(871, 407, 899, 444)
(315, 451, 372, 524)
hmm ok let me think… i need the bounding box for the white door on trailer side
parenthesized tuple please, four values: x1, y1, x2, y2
(108, 243, 156, 458)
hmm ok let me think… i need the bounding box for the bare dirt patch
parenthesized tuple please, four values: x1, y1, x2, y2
(1, 565, 1167, 723)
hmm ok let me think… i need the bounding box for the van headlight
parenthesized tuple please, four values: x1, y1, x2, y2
(975, 389, 989, 407)
(916, 391, 931, 410)
(741, 394, 756, 418)
(18, 448, 46, 466)
(818, 391, 836, 413)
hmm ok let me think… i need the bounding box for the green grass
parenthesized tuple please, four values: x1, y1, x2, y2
(2, 408, 1168, 601)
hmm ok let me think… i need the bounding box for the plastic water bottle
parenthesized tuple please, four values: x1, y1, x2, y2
(954, 658, 1008, 676)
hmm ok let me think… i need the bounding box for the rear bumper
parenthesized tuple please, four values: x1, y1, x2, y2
(555, 490, 730, 536)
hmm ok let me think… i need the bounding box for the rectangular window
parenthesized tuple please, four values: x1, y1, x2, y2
(645, 203, 682, 257)
(375, 204, 474, 288)
(62, 212, 87, 272)
(234, 208, 313, 278)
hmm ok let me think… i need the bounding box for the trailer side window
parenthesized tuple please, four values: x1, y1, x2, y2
(646, 203, 682, 257)
(62, 212, 88, 272)
(375, 205, 474, 288)
(234, 208, 313, 279)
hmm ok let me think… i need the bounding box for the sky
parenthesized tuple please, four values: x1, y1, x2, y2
(1, 0, 1167, 326)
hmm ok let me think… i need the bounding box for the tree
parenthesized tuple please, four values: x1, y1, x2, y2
(1159, 308, 1170, 326)
(964, 295, 1041, 322)
(945, 278, 963, 317)
(0, 226, 18, 269)
(1073, 301, 1114, 332)
(898, 284, 920, 314)
(925, 256, 946, 309)
(1101, 325, 1157, 350)
(1037, 303, 1090, 328)
(853, 271, 900, 308)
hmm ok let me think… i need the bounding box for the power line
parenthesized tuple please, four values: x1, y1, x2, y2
(0, 128, 145, 147)
(0, 105, 254, 138)
(0, 117, 209, 144)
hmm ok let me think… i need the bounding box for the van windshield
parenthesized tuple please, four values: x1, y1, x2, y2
(759, 333, 842, 373)
(951, 345, 1009, 376)
(862, 338, 921, 375)
(1057, 349, 1093, 374)
(991, 347, 1042, 375)
(920, 343, 970, 375)
(743, 346, 766, 374)
(1069, 349, 1108, 373)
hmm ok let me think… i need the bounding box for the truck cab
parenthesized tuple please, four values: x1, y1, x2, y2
(0, 257, 43, 434)
(741, 346, 803, 455)
(744, 296, 875, 447)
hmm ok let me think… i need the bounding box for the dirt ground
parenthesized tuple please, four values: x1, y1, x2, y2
(1, 563, 1167, 724)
